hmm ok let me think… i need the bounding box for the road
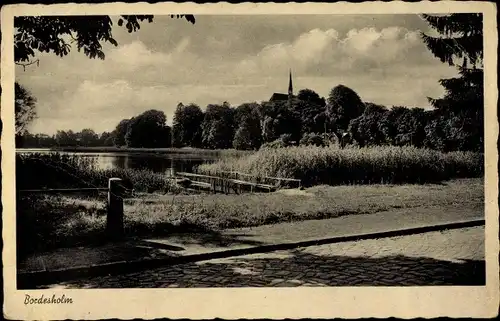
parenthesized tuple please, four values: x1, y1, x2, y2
(38, 226, 485, 288)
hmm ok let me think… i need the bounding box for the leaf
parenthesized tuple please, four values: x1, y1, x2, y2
(184, 15, 196, 24)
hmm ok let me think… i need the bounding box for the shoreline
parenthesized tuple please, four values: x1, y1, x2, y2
(15, 146, 252, 156)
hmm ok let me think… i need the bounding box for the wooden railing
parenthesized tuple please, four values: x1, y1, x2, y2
(177, 171, 301, 194)
(193, 170, 301, 188)
(219, 171, 302, 188)
(18, 178, 126, 240)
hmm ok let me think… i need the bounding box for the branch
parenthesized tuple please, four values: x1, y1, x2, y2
(15, 59, 40, 71)
(69, 33, 78, 43)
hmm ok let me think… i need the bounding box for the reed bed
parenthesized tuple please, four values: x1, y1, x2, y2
(197, 145, 483, 186)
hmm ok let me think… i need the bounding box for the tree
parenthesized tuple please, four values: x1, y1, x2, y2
(348, 103, 388, 147)
(15, 82, 37, 135)
(233, 121, 262, 150)
(201, 103, 236, 149)
(14, 15, 195, 67)
(113, 118, 132, 147)
(55, 130, 78, 146)
(78, 128, 99, 146)
(425, 66, 483, 152)
(99, 131, 115, 146)
(18, 132, 56, 148)
(297, 88, 326, 108)
(424, 108, 481, 152)
(421, 14, 482, 68)
(396, 107, 428, 148)
(125, 110, 170, 148)
(233, 103, 262, 150)
(171, 103, 204, 148)
(260, 100, 301, 144)
(421, 13, 483, 152)
(171, 103, 184, 147)
(235, 102, 261, 124)
(295, 89, 328, 136)
(326, 85, 365, 134)
(378, 106, 411, 146)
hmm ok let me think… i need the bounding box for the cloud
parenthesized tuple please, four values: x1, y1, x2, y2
(106, 38, 191, 70)
(28, 79, 271, 134)
(237, 26, 436, 76)
(18, 20, 458, 135)
(234, 26, 456, 106)
(107, 41, 171, 68)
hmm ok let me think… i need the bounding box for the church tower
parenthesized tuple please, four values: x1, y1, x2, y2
(268, 69, 295, 102)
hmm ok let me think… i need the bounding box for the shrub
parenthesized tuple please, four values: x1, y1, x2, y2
(300, 133, 325, 147)
(260, 134, 296, 149)
(261, 140, 286, 149)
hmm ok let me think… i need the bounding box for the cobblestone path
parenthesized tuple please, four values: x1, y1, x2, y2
(40, 226, 485, 288)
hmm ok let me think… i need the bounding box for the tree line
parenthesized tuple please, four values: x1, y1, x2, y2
(19, 129, 114, 148)
(18, 78, 483, 153)
(14, 13, 483, 153)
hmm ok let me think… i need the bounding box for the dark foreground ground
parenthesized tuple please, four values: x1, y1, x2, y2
(36, 226, 484, 288)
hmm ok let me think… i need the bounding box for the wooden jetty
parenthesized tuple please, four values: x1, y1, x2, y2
(217, 171, 302, 189)
(175, 171, 300, 194)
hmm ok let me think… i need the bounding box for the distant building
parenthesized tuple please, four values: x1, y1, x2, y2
(269, 69, 295, 102)
(269, 93, 290, 101)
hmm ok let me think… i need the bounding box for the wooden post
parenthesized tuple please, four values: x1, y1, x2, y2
(170, 159, 176, 177)
(107, 178, 124, 239)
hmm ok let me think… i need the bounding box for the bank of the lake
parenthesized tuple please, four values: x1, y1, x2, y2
(17, 144, 484, 192)
(40, 146, 252, 157)
(16, 147, 484, 257)
(17, 147, 252, 177)
(16, 152, 184, 193)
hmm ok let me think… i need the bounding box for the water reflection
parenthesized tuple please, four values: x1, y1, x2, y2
(18, 150, 217, 175)
(106, 154, 211, 175)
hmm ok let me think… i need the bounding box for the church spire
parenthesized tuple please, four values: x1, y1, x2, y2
(288, 69, 293, 97)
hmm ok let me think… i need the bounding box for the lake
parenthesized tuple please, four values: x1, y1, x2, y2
(16, 149, 222, 176)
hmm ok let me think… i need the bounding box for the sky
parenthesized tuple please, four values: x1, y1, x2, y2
(16, 14, 459, 135)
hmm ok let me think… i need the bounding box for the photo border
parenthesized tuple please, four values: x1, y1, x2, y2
(2, 1, 498, 319)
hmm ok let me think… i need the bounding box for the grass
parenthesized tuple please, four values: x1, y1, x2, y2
(17, 178, 484, 257)
(197, 145, 483, 186)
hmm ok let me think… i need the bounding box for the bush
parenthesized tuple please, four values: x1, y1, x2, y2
(261, 140, 286, 149)
(198, 145, 483, 186)
(300, 133, 325, 147)
(260, 134, 296, 149)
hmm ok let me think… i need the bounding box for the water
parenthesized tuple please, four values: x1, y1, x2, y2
(16, 149, 220, 176)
